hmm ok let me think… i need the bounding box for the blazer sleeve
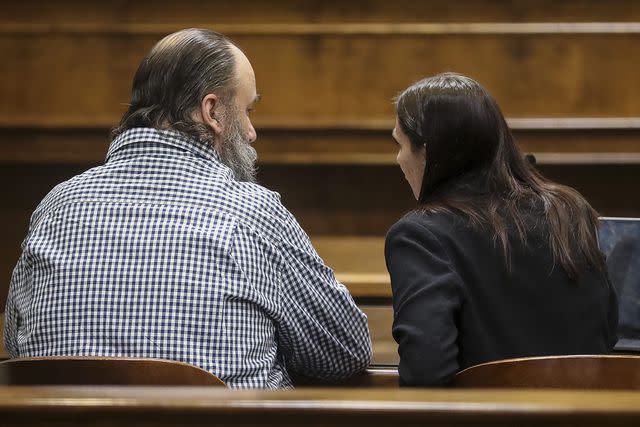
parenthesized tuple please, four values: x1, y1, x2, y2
(385, 216, 463, 386)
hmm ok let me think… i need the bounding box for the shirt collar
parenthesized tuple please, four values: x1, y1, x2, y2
(106, 127, 222, 164)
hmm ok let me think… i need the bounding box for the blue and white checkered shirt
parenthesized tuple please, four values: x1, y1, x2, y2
(4, 128, 372, 389)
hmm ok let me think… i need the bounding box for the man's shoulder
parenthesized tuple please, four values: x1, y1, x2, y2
(30, 160, 298, 245)
(221, 180, 289, 221)
(226, 180, 283, 208)
(223, 180, 309, 246)
(32, 165, 105, 217)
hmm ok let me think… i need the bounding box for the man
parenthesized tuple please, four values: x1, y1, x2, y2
(4, 28, 371, 389)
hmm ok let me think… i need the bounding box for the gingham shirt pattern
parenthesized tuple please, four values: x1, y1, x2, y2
(4, 128, 372, 389)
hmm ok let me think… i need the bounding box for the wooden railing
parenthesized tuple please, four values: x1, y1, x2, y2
(2, 386, 640, 426)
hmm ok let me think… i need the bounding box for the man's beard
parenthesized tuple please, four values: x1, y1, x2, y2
(217, 112, 258, 183)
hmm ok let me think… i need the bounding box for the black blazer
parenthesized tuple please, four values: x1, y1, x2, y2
(385, 211, 618, 387)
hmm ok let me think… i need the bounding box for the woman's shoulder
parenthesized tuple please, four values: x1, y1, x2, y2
(388, 209, 466, 237)
(385, 210, 470, 256)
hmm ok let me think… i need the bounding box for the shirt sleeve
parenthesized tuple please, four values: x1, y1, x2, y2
(385, 216, 463, 386)
(228, 202, 372, 382)
(270, 210, 372, 381)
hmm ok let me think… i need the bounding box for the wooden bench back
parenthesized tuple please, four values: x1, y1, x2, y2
(455, 355, 640, 389)
(0, 356, 225, 386)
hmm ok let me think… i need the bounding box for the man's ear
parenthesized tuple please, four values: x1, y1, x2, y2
(199, 94, 224, 135)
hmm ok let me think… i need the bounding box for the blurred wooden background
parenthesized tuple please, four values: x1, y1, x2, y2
(1, 0, 640, 362)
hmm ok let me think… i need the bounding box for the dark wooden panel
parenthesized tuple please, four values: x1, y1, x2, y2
(540, 164, 640, 217)
(2, 33, 640, 125)
(3, 0, 640, 23)
(0, 128, 113, 163)
(262, 164, 640, 235)
(261, 165, 413, 235)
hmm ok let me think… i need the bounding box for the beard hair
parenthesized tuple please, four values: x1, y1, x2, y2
(217, 110, 258, 183)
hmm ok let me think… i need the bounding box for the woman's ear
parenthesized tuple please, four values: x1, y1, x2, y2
(199, 94, 224, 135)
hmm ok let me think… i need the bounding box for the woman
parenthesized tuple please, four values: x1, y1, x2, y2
(386, 73, 618, 387)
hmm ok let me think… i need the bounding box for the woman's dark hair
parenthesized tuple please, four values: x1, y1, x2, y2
(112, 28, 237, 141)
(395, 73, 605, 278)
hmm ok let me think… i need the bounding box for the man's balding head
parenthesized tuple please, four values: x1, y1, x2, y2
(113, 28, 260, 182)
(113, 28, 236, 142)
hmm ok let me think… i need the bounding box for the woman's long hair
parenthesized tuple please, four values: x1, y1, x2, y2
(395, 73, 605, 279)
